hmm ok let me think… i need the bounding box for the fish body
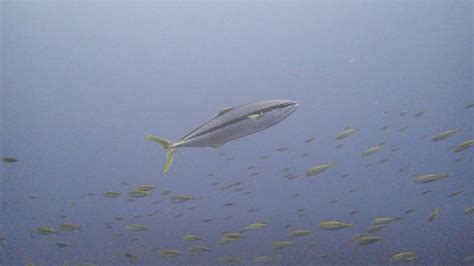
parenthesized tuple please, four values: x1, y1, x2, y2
(34, 227, 58, 235)
(290, 230, 312, 237)
(272, 240, 295, 249)
(367, 224, 388, 234)
(128, 190, 151, 198)
(414, 111, 424, 117)
(319, 220, 353, 230)
(59, 223, 81, 231)
(361, 144, 384, 157)
(217, 256, 240, 263)
(432, 129, 459, 142)
(104, 191, 120, 198)
(135, 185, 156, 191)
(126, 224, 148, 231)
(352, 234, 383, 245)
(464, 206, 474, 216)
(55, 241, 69, 248)
(464, 255, 474, 263)
(428, 208, 440, 222)
(146, 100, 298, 173)
(170, 195, 194, 203)
(349, 210, 359, 215)
(448, 190, 463, 198)
(159, 249, 183, 257)
(336, 126, 359, 139)
(389, 252, 416, 263)
(452, 139, 474, 152)
(190, 245, 211, 253)
(245, 222, 267, 230)
(414, 173, 448, 183)
(254, 256, 272, 263)
(183, 234, 202, 241)
(371, 217, 400, 226)
(305, 163, 332, 176)
(1, 157, 18, 163)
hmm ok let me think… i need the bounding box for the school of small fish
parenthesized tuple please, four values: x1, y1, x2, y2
(1, 100, 473, 265)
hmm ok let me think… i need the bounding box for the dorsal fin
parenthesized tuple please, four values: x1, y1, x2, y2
(217, 107, 233, 115)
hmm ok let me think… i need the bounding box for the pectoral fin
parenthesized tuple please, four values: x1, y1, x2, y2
(248, 112, 263, 120)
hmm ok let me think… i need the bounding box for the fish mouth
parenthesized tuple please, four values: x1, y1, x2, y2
(282, 101, 298, 115)
(287, 101, 299, 110)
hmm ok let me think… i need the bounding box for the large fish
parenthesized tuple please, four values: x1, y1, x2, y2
(146, 99, 298, 173)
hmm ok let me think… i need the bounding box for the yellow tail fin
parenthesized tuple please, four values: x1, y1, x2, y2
(145, 135, 176, 173)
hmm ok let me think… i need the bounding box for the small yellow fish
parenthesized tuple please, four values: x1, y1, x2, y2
(254, 256, 272, 263)
(465, 102, 474, 109)
(59, 224, 81, 231)
(221, 232, 244, 240)
(463, 206, 474, 216)
(414, 111, 424, 118)
(428, 208, 440, 222)
(389, 252, 416, 263)
(319, 220, 353, 230)
(125, 224, 148, 231)
(361, 144, 384, 157)
(33, 227, 58, 235)
(432, 129, 459, 142)
(128, 190, 151, 198)
(183, 234, 202, 241)
(135, 185, 156, 191)
(463, 255, 474, 263)
(414, 174, 448, 183)
(349, 210, 359, 216)
(1, 157, 18, 163)
(276, 146, 289, 152)
(289, 229, 312, 237)
(189, 245, 211, 253)
(336, 126, 359, 140)
(104, 191, 120, 198)
(159, 249, 183, 257)
(217, 256, 240, 263)
(170, 195, 194, 203)
(352, 234, 383, 245)
(245, 222, 268, 230)
(371, 217, 400, 226)
(272, 240, 295, 249)
(452, 139, 474, 153)
(448, 190, 463, 198)
(55, 241, 70, 248)
(367, 224, 388, 234)
(305, 163, 332, 176)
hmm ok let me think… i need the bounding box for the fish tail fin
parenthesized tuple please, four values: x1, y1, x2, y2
(145, 135, 177, 173)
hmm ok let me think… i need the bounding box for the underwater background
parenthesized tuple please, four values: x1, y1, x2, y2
(1, 2, 473, 265)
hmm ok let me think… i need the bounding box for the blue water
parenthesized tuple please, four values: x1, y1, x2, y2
(1, 2, 473, 265)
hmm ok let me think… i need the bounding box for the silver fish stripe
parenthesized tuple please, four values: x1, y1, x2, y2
(145, 99, 298, 173)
